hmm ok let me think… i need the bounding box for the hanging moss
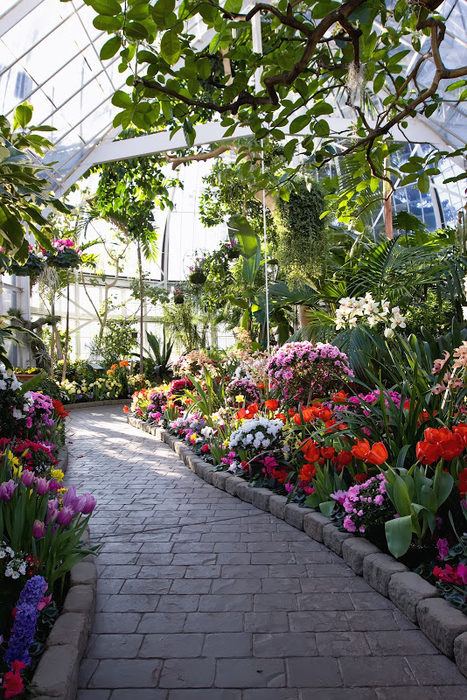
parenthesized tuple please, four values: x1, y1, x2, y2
(274, 178, 327, 286)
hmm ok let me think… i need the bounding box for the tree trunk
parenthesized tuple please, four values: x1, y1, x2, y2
(61, 282, 70, 383)
(298, 305, 310, 329)
(137, 241, 144, 375)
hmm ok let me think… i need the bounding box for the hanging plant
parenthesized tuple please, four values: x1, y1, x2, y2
(188, 270, 207, 285)
(172, 286, 185, 304)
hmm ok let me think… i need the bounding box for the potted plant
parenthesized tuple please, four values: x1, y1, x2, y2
(188, 255, 207, 284)
(172, 287, 184, 304)
(226, 238, 240, 259)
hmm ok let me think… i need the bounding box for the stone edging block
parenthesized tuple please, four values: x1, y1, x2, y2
(342, 537, 381, 576)
(128, 418, 467, 679)
(363, 553, 408, 597)
(32, 531, 97, 699)
(57, 446, 68, 474)
(417, 597, 467, 657)
(388, 571, 439, 624)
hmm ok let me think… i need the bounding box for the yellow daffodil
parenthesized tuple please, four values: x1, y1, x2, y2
(235, 395, 244, 403)
(51, 468, 64, 482)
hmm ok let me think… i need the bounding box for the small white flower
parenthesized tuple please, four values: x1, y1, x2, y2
(384, 327, 395, 339)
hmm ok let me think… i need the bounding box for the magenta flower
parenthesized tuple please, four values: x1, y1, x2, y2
(57, 506, 75, 527)
(0, 480, 17, 501)
(436, 538, 450, 560)
(33, 520, 45, 539)
(457, 563, 467, 584)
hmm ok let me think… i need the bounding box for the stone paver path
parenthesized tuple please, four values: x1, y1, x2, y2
(67, 406, 467, 700)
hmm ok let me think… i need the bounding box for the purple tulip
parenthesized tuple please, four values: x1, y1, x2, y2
(81, 494, 97, 515)
(57, 506, 74, 527)
(33, 520, 45, 539)
(46, 499, 59, 523)
(73, 495, 87, 514)
(62, 485, 77, 509)
(0, 480, 17, 501)
(35, 478, 49, 495)
(20, 470, 35, 487)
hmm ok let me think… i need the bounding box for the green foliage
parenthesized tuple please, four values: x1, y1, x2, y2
(91, 318, 137, 365)
(144, 331, 174, 382)
(61, 0, 467, 218)
(384, 465, 454, 558)
(0, 103, 69, 263)
(274, 178, 327, 286)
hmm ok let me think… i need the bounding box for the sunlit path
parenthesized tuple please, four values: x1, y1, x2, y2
(67, 406, 467, 700)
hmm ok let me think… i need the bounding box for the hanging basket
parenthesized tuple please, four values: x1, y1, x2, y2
(227, 248, 240, 260)
(189, 270, 207, 285)
(173, 294, 184, 305)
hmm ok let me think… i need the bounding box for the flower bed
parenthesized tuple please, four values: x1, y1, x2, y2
(0, 366, 98, 698)
(125, 336, 467, 618)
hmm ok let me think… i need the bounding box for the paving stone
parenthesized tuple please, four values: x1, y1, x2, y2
(289, 611, 349, 632)
(76, 691, 111, 700)
(301, 691, 377, 700)
(342, 537, 381, 575)
(253, 633, 317, 657)
(121, 579, 172, 595)
(168, 691, 240, 700)
(285, 658, 341, 687)
(417, 597, 467, 657)
(139, 633, 204, 658)
(137, 613, 187, 633)
(254, 593, 299, 612)
(101, 594, 160, 612)
(215, 658, 286, 688)
(388, 571, 439, 623)
(159, 659, 216, 688)
(87, 633, 143, 658)
(345, 611, 400, 632)
(406, 654, 467, 684)
(110, 692, 167, 700)
(243, 691, 299, 700)
(93, 613, 142, 633)
(366, 629, 438, 656)
(244, 612, 290, 633)
(184, 612, 244, 632)
(375, 689, 441, 700)
(339, 656, 416, 686)
(198, 594, 253, 612)
(89, 659, 162, 688)
(211, 578, 262, 594)
(202, 633, 252, 657)
(363, 553, 408, 597)
(157, 595, 200, 612)
(316, 631, 371, 656)
(298, 593, 354, 611)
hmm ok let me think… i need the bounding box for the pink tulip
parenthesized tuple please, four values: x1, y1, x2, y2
(20, 470, 35, 487)
(62, 485, 77, 509)
(0, 480, 17, 501)
(81, 494, 97, 515)
(33, 520, 45, 539)
(57, 506, 74, 527)
(46, 499, 59, 523)
(35, 477, 49, 495)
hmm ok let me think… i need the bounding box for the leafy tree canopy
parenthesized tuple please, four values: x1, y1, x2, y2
(62, 0, 467, 225)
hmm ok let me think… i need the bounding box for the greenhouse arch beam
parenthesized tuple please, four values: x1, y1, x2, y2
(54, 114, 462, 198)
(0, 0, 45, 35)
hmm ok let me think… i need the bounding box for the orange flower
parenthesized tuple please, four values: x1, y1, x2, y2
(366, 442, 388, 465)
(304, 443, 320, 464)
(123, 405, 129, 414)
(265, 399, 279, 411)
(275, 413, 287, 423)
(351, 439, 371, 461)
(106, 369, 114, 375)
(111, 364, 117, 370)
(332, 391, 349, 403)
(119, 360, 130, 367)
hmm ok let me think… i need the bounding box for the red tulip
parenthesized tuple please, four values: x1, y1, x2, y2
(366, 442, 388, 466)
(416, 440, 441, 465)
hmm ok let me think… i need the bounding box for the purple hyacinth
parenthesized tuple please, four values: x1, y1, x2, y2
(5, 576, 47, 668)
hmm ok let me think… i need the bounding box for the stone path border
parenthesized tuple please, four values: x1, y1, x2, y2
(66, 399, 129, 410)
(128, 415, 467, 679)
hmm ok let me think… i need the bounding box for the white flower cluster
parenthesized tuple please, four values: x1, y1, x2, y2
(229, 417, 283, 452)
(0, 542, 27, 579)
(335, 293, 406, 339)
(0, 364, 32, 416)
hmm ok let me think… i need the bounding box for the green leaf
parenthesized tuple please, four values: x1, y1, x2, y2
(100, 36, 122, 60)
(227, 215, 259, 259)
(183, 119, 195, 147)
(87, 0, 122, 16)
(385, 515, 413, 558)
(289, 115, 310, 135)
(111, 90, 133, 108)
(152, 0, 175, 26)
(160, 31, 181, 65)
(315, 119, 330, 137)
(319, 501, 335, 517)
(417, 171, 430, 194)
(93, 14, 123, 30)
(224, 0, 242, 13)
(283, 138, 298, 162)
(125, 21, 149, 40)
(127, 2, 149, 20)
(312, 101, 333, 117)
(13, 103, 33, 129)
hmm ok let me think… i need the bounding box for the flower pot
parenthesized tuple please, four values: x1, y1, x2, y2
(174, 295, 184, 305)
(15, 373, 34, 382)
(189, 271, 207, 285)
